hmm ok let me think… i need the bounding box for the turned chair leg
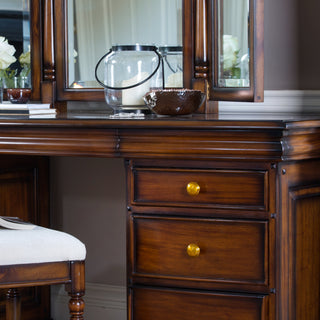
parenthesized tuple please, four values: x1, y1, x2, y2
(66, 261, 85, 320)
(6, 289, 21, 320)
(68, 292, 85, 320)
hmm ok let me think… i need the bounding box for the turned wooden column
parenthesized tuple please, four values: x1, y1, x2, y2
(42, 0, 67, 112)
(193, 0, 218, 113)
(6, 289, 21, 320)
(65, 262, 85, 320)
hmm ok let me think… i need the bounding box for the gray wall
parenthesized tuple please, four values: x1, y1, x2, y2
(50, 157, 127, 285)
(51, 0, 320, 287)
(265, 0, 320, 90)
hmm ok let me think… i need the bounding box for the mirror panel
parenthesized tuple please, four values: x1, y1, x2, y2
(218, 0, 250, 88)
(0, 0, 41, 100)
(211, 0, 264, 102)
(66, 0, 182, 90)
(0, 0, 31, 88)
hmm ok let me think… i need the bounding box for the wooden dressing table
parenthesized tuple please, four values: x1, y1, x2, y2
(0, 0, 318, 317)
(0, 112, 320, 319)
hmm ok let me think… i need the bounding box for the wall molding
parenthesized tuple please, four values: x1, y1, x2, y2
(219, 90, 320, 113)
(51, 282, 126, 319)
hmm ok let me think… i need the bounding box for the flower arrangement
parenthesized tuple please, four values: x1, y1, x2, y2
(19, 48, 31, 78)
(0, 36, 31, 88)
(0, 36, 17, 88)
(222, 35, 240, 79)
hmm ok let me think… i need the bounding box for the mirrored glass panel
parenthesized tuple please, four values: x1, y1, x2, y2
(0, 0, 31, 89)
(67, 0, 183, 89)
(217, 0, 250, 88)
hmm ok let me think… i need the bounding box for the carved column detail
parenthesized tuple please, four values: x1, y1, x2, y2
(6, 288, 21, 320)
(43, 0, 55, 81)
(42, 0, 64, 108)
(193, 0, 217, 113)
(194, 0, 209, 79)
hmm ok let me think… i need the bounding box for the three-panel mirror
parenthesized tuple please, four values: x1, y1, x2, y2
(0, 0, 262, 104)
(56, 0, 263, 103)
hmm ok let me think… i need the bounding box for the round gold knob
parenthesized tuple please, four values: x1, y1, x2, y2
(186, 182, 200, 196)
(187, 243, 200, 257)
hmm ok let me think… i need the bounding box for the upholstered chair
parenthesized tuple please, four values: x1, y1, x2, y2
(0, 226, 86, 320)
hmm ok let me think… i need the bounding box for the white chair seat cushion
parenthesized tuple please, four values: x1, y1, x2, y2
(0, 226, 86, 266)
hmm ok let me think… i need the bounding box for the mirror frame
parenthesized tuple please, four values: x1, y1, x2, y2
(54, 0, 102, 101)
(30, 0, 42, 101)
(209, 0, 264, 102)
(2, 0, 42, 101)
(54, 0, 193, 102)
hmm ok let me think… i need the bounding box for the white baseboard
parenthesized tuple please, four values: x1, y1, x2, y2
(219, 90, 320, 113)
(51, 282, 126, 320)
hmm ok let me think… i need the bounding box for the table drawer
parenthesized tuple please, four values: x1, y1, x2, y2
(131, 167, 268, 210)
(131, 287, 268, 320)
(132, 216, 268, 286)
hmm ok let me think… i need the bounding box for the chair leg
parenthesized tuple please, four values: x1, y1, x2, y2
(68, 293, 85, 320)
(66, 261, 85, 320)
(6, 289, 21, 320)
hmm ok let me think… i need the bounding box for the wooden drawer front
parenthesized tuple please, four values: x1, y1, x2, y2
(131, 287, 268, 320)
(131, 168, 268, 210)
(133, 216, 268, 285)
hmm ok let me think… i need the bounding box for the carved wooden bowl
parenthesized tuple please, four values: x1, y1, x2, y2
(143, 89, 205, 116)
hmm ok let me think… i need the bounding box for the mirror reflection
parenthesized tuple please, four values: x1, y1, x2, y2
(218, 0, 250, 88)
(0, 0, 31, 89)
(67, 0, 183, 89)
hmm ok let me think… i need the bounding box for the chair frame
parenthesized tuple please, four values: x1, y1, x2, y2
(0, 260, 85, 320)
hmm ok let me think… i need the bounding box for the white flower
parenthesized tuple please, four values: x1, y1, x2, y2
(0, 36, 17, 70)
(19, 50, 31, 65)
(223, 35, 239, 71)
(19, 46, 31, 78)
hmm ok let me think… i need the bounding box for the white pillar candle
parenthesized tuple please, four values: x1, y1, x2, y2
(166, 71, 183, 88)
(121, 72, 150, 106)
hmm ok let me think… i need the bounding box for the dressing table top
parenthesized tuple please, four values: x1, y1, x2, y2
(1, 112, 320, 127)
(0, 112, 319, 161)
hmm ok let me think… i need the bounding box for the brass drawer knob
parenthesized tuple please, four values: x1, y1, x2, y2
(187, 243, 200, 257)
(186, 182, 200, 196)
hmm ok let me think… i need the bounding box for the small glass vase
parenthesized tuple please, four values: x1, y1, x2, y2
(18, 76, 30, 89)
